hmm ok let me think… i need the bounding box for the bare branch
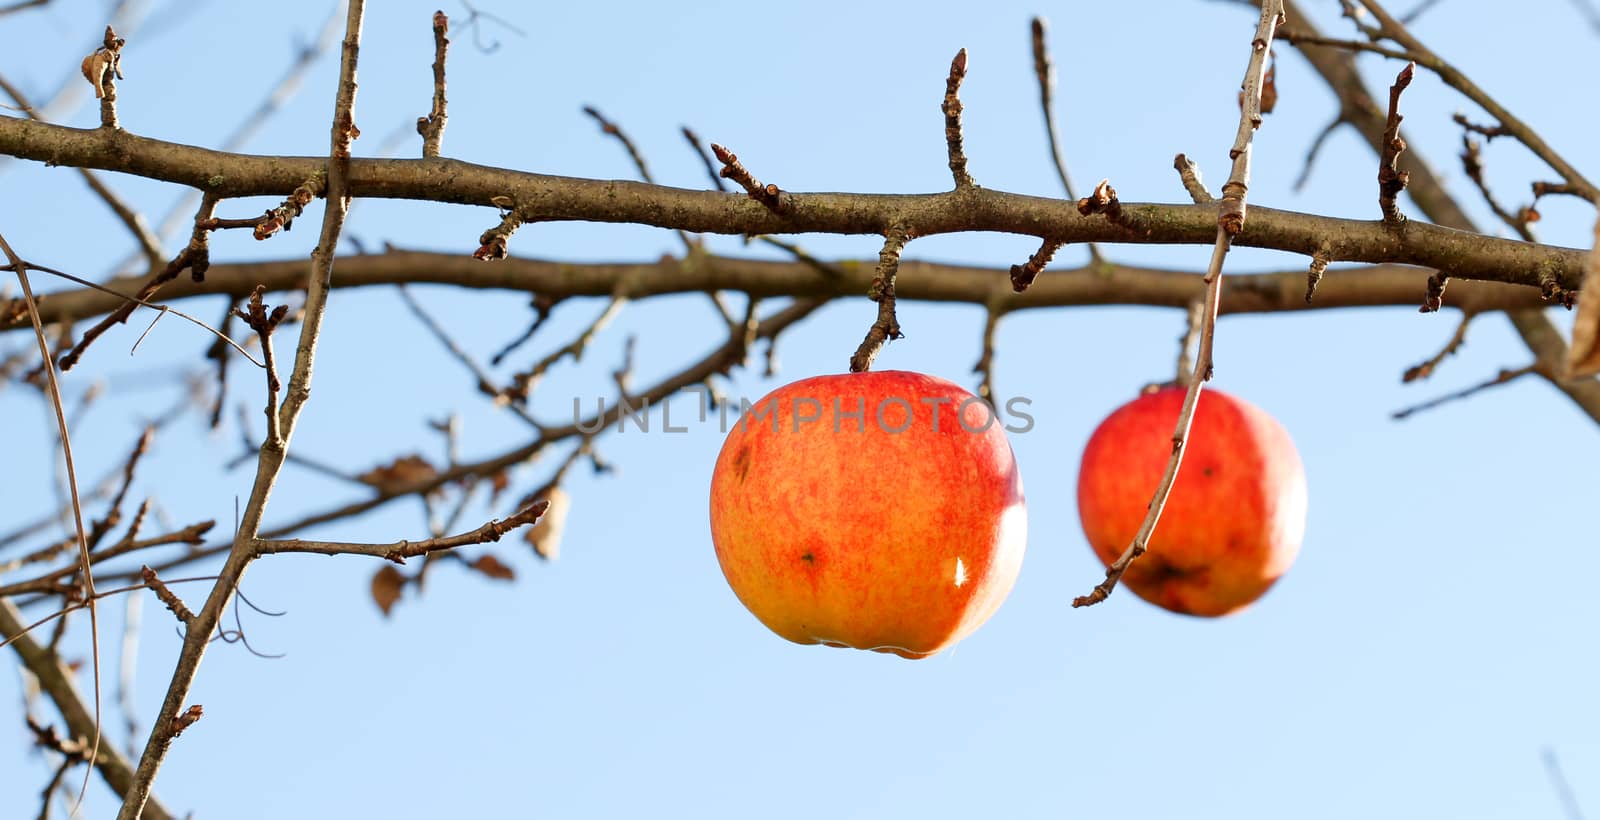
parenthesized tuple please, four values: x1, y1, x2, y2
(941, 48, 975, 190)
(1392, 363, 1538, 419)
(1075, 0, 1284, 610)
(849, 231, 910, 372)
(118, 4, 369, 816)
(255, 500, 550, 562)
(1403, 312, 1474, 382)
(1378, 62, 1415, 225)
(417, 10, 450, 158)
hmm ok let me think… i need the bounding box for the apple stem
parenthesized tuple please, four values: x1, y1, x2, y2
(1074, 0, 1285, 609)
(849, 231, 909, 372)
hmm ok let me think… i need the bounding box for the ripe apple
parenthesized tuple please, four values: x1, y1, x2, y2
(709, 371, 1027, 659)
(1077, 386, 1307, 617)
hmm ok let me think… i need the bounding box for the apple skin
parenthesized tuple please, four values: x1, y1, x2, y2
(1077, 387, 1307, 617)
(709, 371, 1027, 659)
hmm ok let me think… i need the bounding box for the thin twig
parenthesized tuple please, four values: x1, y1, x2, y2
(1378, 62, 1415, 224)
(1354, 0, 1597, 203)
(1032, 18, 1103, 263)
(973, 307, 1000, 402)
(57, 196, 219, 372)
(0, 260, 262, 366)
(499, 291, 627, 405)
(395, 283, 543, 431)
(849, 231, 910, 372)
(254, 499, 550, 562)
(1009, 239, 1063, 292)
(1403, 312, 1473, 382)
(1074, 0, 1284, 609)
(1392, 363, 1537, 419)
(941, 48, 975, 189)
(0, 230, 105, 811)
(418, 10, 450, 158)
(1174, 153, 1214, 204)
(118, 4, 368, 817)
(710, 143, 785, 213)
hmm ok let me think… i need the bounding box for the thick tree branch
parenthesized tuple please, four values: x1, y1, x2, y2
(3, 251, 1551, 333)
(0, 117, 1585, 294)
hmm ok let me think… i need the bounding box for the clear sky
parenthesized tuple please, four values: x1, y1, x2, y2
(2, 1, 1597, 817)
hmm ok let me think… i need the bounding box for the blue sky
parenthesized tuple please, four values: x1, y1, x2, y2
(2, 0, 1597, 817)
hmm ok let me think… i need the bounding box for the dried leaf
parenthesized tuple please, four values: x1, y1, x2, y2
(371, 565, 406, 616)
(357, 454, 438, 493)
(1567, 215, 1600, 378)
(471, 553, 516, 581)
(1260, 58, 1278, 115)
(525, 487, 571, 561)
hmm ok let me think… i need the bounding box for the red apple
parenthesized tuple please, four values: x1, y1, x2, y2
(1077, 387, 1307, 617)
(709, 371, 1027, 659)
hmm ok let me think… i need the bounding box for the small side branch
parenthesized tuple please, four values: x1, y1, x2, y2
(1392, 363, 1538, 419)
(139, 566, 194, 626)
(1009, 238, 1063, 292)
(941, 48, 975, 190)
(1378, 62, 1415, 225)
(1421, 270, 1448, 313)
(417, 10, 450, 158)
(710, 143, 785, 213)
(973, 307, 1000, 402)
(474, 203, 522, 261)
(1305, 244, 1332, 304)
(233, 286, 288, 445)
(849, 231, 910, 373)
(58, 196, 220, 372)
(201, 179, 321, 241)
(1074, 0, 1284, 610)
(1403, 312, 1473, 382)
(1032, 19, 1102, 263)
(81, 26, 126, 129)
(498, 291, 626, 404)
(255, 499, 551, 563)
(1458, 134, 1534, 240)
(1174, 154, 1214, 204)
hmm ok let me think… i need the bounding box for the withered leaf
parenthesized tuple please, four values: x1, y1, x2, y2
(470, 553, 516, 581)
(525, 486, 571, 561)
(1260, 58, 1278, 115)
(357, 454, 438, 493)
(371, 565, 406, 616)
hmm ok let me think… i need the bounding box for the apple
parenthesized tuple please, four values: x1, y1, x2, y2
(709, 371, 1027, 659)
(1077, 386, 1307, 617)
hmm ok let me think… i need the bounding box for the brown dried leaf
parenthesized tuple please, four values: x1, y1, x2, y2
(525, 487, 571, 561)
(1566, 216, 1600, 378)
(357, 454, 438, 493)
(471, 553, 516, 581)
(371, 565, 406, 616)
(1260, 59, 1278, 115)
